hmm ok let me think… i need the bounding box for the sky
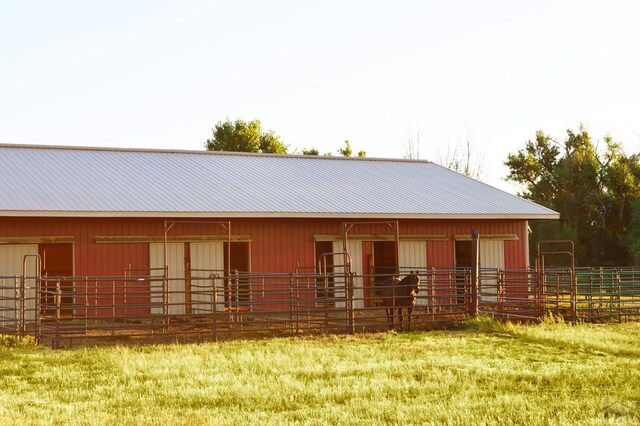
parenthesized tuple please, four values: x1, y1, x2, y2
(1, 1, 639, 193)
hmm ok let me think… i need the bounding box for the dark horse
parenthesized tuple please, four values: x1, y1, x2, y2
(381, 272, 420, 331)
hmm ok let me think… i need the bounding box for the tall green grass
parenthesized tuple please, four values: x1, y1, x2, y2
(1, 319, 639, 425)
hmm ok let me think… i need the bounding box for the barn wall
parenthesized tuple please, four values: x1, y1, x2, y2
(0, 216, 529, 275)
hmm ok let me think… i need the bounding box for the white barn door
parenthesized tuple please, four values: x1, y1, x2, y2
(479, 240, 505, 302)
(0, 245, 38, 327)
(399, 241, 427, 306)
(150, 243, 185, 315)
(332, 240, 364, 309)
(190, 242, 225, 313)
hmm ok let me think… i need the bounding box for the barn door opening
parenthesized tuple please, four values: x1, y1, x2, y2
(373, 241, 397, 283)
(370, 241, 398, 307)
(39, 243, 74, 316)
(224, 242, 251, 305)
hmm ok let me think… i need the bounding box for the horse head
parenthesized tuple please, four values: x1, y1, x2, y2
(400, 270, 420, 296)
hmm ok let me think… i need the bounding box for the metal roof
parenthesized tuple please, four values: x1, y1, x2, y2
(0, 144, 559, 219)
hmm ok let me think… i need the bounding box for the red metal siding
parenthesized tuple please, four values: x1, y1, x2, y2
(0, 217, 529, 274)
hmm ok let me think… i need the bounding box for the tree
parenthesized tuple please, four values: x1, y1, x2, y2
(403, 127, 421, 159)
(438, 137, 484, 180)
(300, 148, 319, 155)
(402, 126, 484, 179)
(205, 118, 288, 154)
(337, 140, 366, 158)
(338, 140, 353, 157)
(505, 125, 640, 265)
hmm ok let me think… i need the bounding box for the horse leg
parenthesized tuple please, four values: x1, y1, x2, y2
(407, 306, 413, 331)
(385, 307, 394, 330)
(397, 308, 403, 332)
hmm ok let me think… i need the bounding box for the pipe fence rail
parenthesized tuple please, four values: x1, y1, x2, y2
(1, 266, 639, 347)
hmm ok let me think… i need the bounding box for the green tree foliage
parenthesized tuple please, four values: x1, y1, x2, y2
(506, 125, 640, 265)
(205, 119, 288, 154)
(338, 140, 353, 157)
(301, 148, 319, 155)
(337, 140, 366, 158)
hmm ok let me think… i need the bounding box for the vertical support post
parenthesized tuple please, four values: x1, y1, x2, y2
(211, 273, 218, 342)
(537, 256, 545, 318)
(163, 221, 170, 332)
(17, 276, 23, 337)
(233, 269, 239, 324)
(84, 278, 88, 335)
(470, 229, 480, 316)
(429, 267, 435, 316)
(616, 270, 622, 322)
(35, 276, 41, 345)
(289, 273, 294, 332)
(498, 268, 504, 313)
(395, 221, 400, 276)
(570, 264, 577, 320)
(322, 259, 329, 328)
(348, 272, 355, 333)
(111, 280, 116, 336)
(54, 280, 62, 349)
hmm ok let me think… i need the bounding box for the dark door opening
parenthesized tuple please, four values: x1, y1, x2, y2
(373, 241, 397, 280)
(39, 243, 74, 315)
(224, 242, 251, 304)
(373, 241, 397, 304)
(455, 241, 472, 304)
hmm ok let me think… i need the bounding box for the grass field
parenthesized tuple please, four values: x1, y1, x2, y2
(1, 317, 639, 425)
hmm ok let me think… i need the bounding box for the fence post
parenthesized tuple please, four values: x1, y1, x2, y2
(347, 272, 354, 334)
(498, 268, 504, 313)
(112, 280, 116, 336)
(17, 276, 24, 337)
(616, 270, 622, 322)
(35, 277, 41, 345)
(211, 274, 218, 342)
(289, 273, 295, 332)
(54, 280, 62, 349)
(470, 229, 480, 316)
(163, 266, 169, 333)
(570, 267, 577, 320)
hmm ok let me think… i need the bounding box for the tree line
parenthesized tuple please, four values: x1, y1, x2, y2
(505, 125, 640, 266)
(205, 118, 365, 158)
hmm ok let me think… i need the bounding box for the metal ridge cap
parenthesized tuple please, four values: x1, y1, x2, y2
(0, 143, 432, 164)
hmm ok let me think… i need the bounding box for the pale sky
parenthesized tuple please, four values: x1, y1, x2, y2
(1, 1, 639, 193)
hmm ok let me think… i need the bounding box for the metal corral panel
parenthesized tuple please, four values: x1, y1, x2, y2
(0, 145, 558, 219)
(190, 242, 224, 313)
(149, 243, 185, 315)
(479, 240, 505, 302)
(0, 245, 38, 323)
(331, 240, 365, 309)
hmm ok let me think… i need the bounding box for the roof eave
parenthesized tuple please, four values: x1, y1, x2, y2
(0, 210, 561, 220)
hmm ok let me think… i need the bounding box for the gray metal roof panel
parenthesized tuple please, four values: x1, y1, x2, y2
(0, 145, 559, 218)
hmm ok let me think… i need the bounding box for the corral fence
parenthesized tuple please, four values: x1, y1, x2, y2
(1, 264, 639, 347)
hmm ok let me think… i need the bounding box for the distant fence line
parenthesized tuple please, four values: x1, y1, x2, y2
(1, 266, 639, 347)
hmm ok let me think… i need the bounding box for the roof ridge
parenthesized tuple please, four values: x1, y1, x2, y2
(0, 143, 431, 164)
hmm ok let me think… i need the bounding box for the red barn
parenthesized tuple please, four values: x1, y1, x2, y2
(0, 144, 558, 326)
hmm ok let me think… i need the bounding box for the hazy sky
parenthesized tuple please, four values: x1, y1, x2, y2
(1, 1, 639, 193)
